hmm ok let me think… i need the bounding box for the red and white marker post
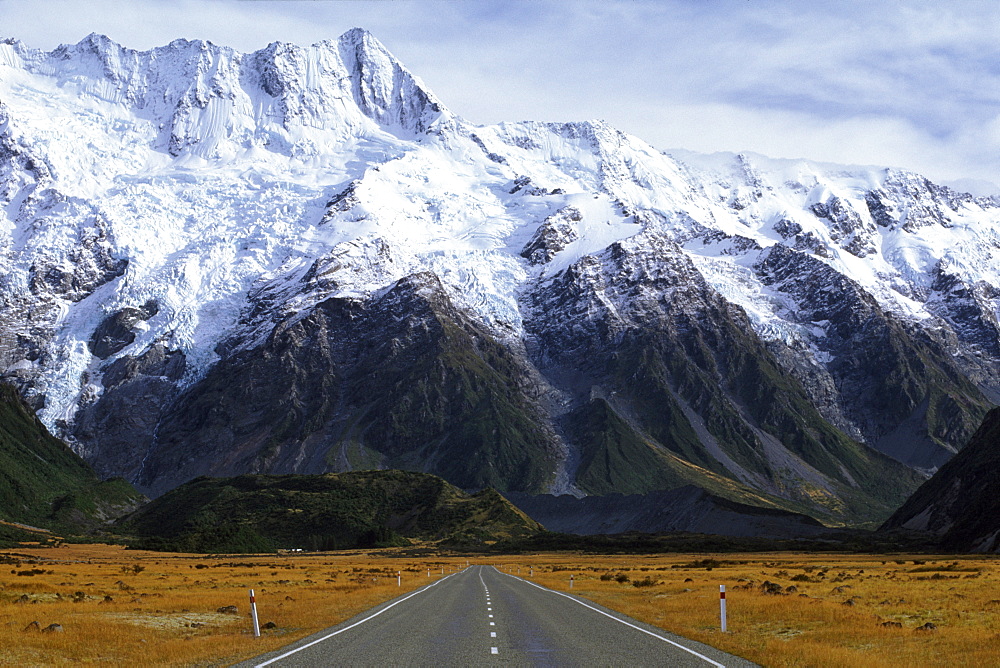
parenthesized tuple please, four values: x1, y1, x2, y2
(397, 571, 401, 587)
(719, 585, 727, 632)
(570, 574, 574, 589)
(249, 589, 261, 638)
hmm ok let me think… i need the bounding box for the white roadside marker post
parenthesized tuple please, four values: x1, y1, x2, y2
(441, 567, 444, 575)
(249, 589, 261, 638)
(397, 571, 401, 587)
(720, 585, 727, 633)
(529, 566, 533, 577)
(570, 574, 574, 589)
(427, 568, 430, 577)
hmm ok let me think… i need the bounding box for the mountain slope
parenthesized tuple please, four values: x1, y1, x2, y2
(123, 273, 561, 496)
(119, 469, 542, 552)
(0, 383, 142, 531)
(526, 234, 925, 521)
(881, 408, 1000, 552)
(1, 31, 998, 526)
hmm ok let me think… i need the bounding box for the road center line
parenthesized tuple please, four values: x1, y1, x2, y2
(253, 568, 467, 667)
(491, 647, 499, 654)
(495, 568, 725, 668)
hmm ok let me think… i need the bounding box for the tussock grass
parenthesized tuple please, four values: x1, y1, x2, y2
(0, 543, 466, 666)
(3, 545, 999, 666)
(500, 552, 1000, 667)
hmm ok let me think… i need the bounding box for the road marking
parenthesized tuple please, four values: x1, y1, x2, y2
(491, 632, 496, 638)
(252, 568, 467, 667)
(488, 614, 493, 618)
(488, 607, 492, 611)
(491, 647, 499, 654)
(496, 568, 726, 668)
(490, 621, 495, 626)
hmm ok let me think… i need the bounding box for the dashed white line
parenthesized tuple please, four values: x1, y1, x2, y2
(491, 632, 497, 638)
(490, 621, 495, 626)
(493, 568, 725, 668)
(491, 647, 499, 654)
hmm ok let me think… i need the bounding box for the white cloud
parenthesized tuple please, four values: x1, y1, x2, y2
(1, 0, 998, 190)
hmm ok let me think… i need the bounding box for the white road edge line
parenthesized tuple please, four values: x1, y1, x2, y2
(494, 567, 726, 668)
(253, 568, 467, 667)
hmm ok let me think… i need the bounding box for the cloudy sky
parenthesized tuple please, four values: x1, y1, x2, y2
(3, 0, 999, 193)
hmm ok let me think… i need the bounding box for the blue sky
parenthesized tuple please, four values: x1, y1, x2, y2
(3, 0, 1000, 192)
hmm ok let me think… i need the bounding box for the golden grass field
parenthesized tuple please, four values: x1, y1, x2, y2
(505, 552, 1000, 667)
(2, 544, 999, 666)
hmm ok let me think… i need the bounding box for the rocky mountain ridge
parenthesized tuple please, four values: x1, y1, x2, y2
(1, 30, 998, 525)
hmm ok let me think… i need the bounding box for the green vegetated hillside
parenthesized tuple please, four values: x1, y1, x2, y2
(0, 384, 144, 537)
(602, 327, 928, 525)
(119, 469, 543, 553)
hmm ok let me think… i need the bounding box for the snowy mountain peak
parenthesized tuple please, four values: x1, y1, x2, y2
(1, 30, 999, 513)
(335, 27, 449, 135)
(0, 30, 450, 165)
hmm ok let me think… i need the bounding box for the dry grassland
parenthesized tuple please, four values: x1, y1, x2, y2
(0, 543, 465, 666)
(2, 545, 999, 666)
(507, 552, 1000, 667)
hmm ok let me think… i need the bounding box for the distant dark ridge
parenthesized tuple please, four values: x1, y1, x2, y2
(881, 408, 1000, 553)
(503, 486, 828, 539)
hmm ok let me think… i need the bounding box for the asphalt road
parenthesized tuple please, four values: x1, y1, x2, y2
(238, 565, 758, 667)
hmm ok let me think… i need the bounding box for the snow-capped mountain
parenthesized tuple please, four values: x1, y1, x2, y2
(1, 30, 997, 523)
